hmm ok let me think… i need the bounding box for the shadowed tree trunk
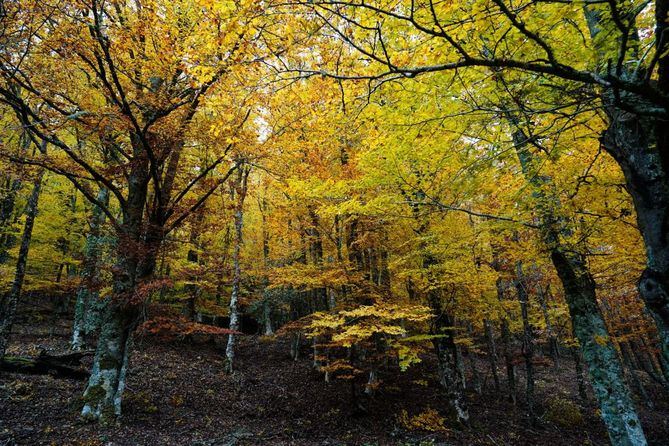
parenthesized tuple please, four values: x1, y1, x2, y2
(571, 343, 588, 402)
(510, 119, 647, 445)
(0, 140, 27, 264)
(491, 258, 517, 404)
(0, 169, 44, 359)
(484, 318, 500, 392)
(0, 173, 21, 264)
(514, 260, 535, 424)
(430, 298, 469, 425)
(538, 283, 560, 369)
(185, 209, 205, 321)
(581, 4, 669, 383)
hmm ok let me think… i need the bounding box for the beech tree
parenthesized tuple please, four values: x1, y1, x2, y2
(0, 0, 263, 421)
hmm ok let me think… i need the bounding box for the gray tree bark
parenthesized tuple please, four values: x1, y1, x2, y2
(582, 4, 669, 383)
(225, 164, 250, 373)
(511, 121, 647, 446)
(81, 149, 149, 423)
(72, 187, 109, 351)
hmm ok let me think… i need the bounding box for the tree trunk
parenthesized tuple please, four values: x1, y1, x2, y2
(512, 123, 647, 445)
(81, 302, 139, 422)
(494, 274, 517, 404)
(484, 318, 501, 392)
(80, 150, 149, 423)
(1, 350, 92, 379)
(72, 187, 109, 351)
(0, 174, 22, 264)
(583, 5, 669, 384)
(571, 344, 588, 402)
(431, 302, 469, 424)
(620, 341, 654, 409)
(538, 284, 560, 369)
(466, 346, 482, 395)
(225, 165, 250, 373)
(263, 296, 274, 336)
(600, 109, 669, 382)
(0, 133, 30, 265)
(514, 261, 535, 423)
(0, 170, 44, 359)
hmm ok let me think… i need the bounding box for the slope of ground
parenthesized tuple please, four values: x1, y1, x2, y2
(1, 323, 668, 446)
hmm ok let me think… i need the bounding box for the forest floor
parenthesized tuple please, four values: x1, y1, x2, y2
(1, 317, 669, 446)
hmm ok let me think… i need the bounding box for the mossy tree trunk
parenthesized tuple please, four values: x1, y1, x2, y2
(583, 4, 669, 384)
(81, 152, 149, 423)
(511, 121, 647, 446)
(72, 187, 110, 351)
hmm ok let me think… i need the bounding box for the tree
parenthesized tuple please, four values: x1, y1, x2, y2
(0, 0, 261, 421)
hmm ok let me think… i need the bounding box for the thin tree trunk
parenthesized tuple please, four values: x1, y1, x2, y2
(0, 133, 29, 265)
(185, 210, 205, 321)
(466, 346, 482, 395)
(225, 164, 250, 373)
(514, 261, 535, 423)
(0, 175, 22, 264)
(494, 274, 517, 404)
(0, 170, 44, 359)
(539, 284, 560, 369)
(484, 318, 501, 392)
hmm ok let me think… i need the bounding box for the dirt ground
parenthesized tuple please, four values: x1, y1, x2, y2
(1, 322, 669, 446)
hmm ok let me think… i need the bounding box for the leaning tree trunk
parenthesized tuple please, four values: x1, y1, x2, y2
(0, 132, 30, 265)
(552, 249, 646, 445)
(511, 122, 647, 446)
(582, 4, 669, 383)
(72, 187, 109, 351)
(600, 110, 669, 381)
(0, 171, 44, 359)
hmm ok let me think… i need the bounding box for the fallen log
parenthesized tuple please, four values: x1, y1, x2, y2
(1, 350, 92, 379)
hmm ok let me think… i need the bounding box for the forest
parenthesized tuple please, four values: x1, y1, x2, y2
(1, 0, 669, 444)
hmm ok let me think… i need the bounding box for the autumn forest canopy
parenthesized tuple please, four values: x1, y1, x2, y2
(1, 0, 669, 444)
